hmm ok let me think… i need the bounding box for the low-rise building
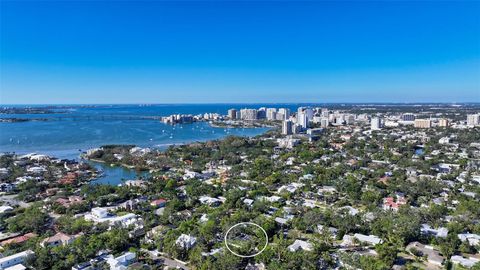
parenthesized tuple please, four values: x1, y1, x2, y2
(406, 242, 444, 266)
(287, 240, 313, 252)
(353, 233, 383, 245)
(0, 250, 34, 270)
(420, 224, 448, 238)
(451, 255, 480, 268)
(40, 232, 77, 247)
(175, 234, 197, 250)
(150, 198, 167, 208)
(414, 119, 432, 129)
(458, 233, 480, 246)
(106, 252, 136, 270)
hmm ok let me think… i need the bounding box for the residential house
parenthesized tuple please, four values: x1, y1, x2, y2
(406, 242, 444, 266)
(353, 233, 383, 245)
(40, 232, 77, 247)
(458, 233, 480, 246)
(287, 240, 313, 252)
(175, 234, 197, 250)
(382, 195, 407, 211)
(0, 250, 34, 270)
(420, 224, 448, 238)
(56, 196, 83, 208)
(106, 252, 136, 270)
(199, 196, 222, 207)
(150, 198, 167, 208)
(0, 206, 13, 214)
(0, 233, 37, 247)
(451, 255, 480, 268)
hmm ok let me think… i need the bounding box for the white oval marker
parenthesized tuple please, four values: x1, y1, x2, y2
(224, 222, 268, 258)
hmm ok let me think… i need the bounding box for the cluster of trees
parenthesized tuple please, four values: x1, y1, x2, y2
(7, 205, 49, 234)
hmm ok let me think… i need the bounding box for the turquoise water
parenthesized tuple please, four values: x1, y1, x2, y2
(87, 161, 150, 185)
(0, 104, 272, 185)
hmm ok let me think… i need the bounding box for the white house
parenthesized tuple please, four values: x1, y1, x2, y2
(0, 206, 13, 214)
(175, 234, 197, 250)
(26, 166, 47, 174)
(458, 233, 480, 246)
(277, 183, 304, 193)
(243, 198, 254, 206)
(198, 196, 222, 206)
(353, 233, 383, 245)
(106, 252, 136, 270)
(85, 208, 140, 228)
(0, 250, 34, 270)
(451, 255, 480, 268)
(183, 170, 200, 180)
(262, 195, 282, 203)
(91, 207, 109, 219)
(287, 240, 313, 252)
(420, 224, 448, 238)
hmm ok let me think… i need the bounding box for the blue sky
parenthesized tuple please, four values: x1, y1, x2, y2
(1, 1, 479, 104)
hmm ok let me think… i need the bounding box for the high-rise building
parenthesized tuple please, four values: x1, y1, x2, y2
(227, 109, 237, 119)
(240, 109, 258, 120)
(320, 118, 329, 128)
(282, 120, 293, 135)
(275, 113, 285, 121)
(305, 108, 314, 120)
(292, 124, 302, 134)
(414, 119, 432, 128)
(335, 114, 345, 125)
(321, 108, 329, 118)
(345, 114, 355, 125)
(438, 118, 449, 127)
(467, 114, 480, 127)
(257, 108, 266, 119)
(266, 108, 277, 120)
(312, 116, 322, 123)
(297, 112, 308, 129)
(401, 113, 416, 121)
(297, 107, 313, 120)
(371, 117, 382, 130)
(278, 108, 290, 120)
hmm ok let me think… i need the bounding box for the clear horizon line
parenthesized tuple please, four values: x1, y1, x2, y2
(2, 101, 480, 106)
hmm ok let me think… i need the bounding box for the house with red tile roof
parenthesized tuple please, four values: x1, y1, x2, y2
(0, 233, 37, 246)
(383, 195, 407, 211)
(150, 198, 167, 208)
(55, 196, 83, 208)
